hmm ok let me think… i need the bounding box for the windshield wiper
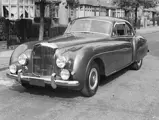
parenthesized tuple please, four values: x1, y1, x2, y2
(78, 31, 93, 34)
(65, 32, 75, 36)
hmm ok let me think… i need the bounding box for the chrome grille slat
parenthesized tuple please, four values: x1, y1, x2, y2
(32, 45, 55, 76)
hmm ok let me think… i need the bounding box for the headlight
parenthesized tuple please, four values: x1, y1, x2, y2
(18, 54, 28, 65)
(9, 64, 17, 74)
(60, 69, 70, 80)
(56, 56, 67, 68)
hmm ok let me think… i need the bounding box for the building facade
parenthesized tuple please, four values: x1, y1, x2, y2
(1, 0, 35, 20)
(0, 0, 125, 21)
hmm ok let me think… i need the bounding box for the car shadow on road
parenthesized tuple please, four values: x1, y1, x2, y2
(9, 67, 130, 98)
(99, 67, 130, 86)
(10, 84, 81, 98)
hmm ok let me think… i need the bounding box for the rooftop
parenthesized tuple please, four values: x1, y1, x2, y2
(76, 16, 127, 23)
(35, 0, 117, 8)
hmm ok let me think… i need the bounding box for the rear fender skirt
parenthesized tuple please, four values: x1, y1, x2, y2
(134, 36, 148, 61)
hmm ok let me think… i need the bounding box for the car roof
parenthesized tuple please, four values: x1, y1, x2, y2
(75, 16, 127, 23)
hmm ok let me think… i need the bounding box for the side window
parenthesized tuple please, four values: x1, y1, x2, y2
(125, 23, 134, 36)
(113, 23, 126, 36)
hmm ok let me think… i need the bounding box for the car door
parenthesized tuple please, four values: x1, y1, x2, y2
(111, 22, 133, 72)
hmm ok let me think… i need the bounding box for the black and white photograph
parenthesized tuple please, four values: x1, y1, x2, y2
(0, 0, 159, 119)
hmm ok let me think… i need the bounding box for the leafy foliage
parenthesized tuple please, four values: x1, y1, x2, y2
(113, 0, 157, 27)
(113, 0, 157, 9)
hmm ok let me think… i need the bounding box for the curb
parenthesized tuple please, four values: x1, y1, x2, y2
(137, 27, 159, 35)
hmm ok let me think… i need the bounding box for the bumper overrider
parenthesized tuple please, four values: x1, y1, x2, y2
(6, 72, 80, 89)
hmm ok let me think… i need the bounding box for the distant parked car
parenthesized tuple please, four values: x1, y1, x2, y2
(7, 16, 149, 97)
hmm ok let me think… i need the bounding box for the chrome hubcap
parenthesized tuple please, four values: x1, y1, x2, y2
(137, 60, 142, 66)
(89, 68, 98, 90)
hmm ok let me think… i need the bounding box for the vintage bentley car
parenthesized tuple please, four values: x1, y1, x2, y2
(7, 16, 149, 97)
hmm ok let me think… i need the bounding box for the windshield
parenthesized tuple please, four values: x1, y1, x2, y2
(65, 19, 112, 35)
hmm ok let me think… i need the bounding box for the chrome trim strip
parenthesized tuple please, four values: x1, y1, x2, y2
(40, 42, 58, 49)
(7, 73, 79, 87)
(21, 75, 51, 81)
(86, 47, 132, 76)
(34, 42, 58, 49)
(7, 73, 18, 78)
(55, 80, 79, 86)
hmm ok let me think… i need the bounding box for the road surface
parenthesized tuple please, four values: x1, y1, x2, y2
(0, 32, 159, 120)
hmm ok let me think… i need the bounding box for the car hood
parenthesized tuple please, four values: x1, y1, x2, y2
(47, 34, 109, 49)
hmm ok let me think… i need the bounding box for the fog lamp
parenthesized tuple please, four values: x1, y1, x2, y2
(60, 69, 70, 80)
(9, 64, 17, 74)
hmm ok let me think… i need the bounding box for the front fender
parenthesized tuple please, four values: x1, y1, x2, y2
(9, 44, 28, 65)
(72, 47, 94, 89)
(9, 41, 39, 65)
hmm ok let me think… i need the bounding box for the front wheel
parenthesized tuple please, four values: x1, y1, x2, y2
(81, 62, 100, 97)
(131, 59, 143, 70)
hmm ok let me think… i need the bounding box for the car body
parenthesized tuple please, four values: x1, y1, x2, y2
(7, 16, 149, 97)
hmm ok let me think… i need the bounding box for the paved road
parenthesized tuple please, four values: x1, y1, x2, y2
(0, 32, 159, 120)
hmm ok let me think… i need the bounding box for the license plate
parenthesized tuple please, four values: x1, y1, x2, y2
(29, 79, 45, 87)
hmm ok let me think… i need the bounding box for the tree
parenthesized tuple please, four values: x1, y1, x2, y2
(38, 0, 79, 41)
(38, 0, 45, 41)
(113, 0, 157, 28)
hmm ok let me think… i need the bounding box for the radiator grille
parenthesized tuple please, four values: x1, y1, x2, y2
(32, 45, 55, 76)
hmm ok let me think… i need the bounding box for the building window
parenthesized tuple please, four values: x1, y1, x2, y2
(35, 4, 51, 18)
(10, 6, 18, 19)
(24, 0, 28, 5)
(19, 0, 23, 4)
(10, 0, 17, 4)
(2, 0, 9, 4)
(2, 0, 35, 20)
(24, 6, 29, 18)
(19, 6, 23, 18)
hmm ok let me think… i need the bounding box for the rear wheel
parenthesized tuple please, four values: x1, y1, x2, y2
(131, 59, 143, 70)
(81, 62, 100, 97)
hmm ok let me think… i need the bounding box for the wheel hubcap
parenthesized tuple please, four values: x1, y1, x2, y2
(137, 60, 142, 66)
(89, 68, 98, 90)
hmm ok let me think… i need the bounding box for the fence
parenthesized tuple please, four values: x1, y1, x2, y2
(0, 17, 67, 48)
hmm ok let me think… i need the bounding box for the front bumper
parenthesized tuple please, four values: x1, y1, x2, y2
(7, 72, 80, 88)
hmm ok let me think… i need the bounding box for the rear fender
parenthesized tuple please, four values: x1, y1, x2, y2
(133, 36, 148, 62)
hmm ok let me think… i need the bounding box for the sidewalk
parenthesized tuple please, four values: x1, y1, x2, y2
(136, 26, 159, 34)
(0, 26, 159, 71)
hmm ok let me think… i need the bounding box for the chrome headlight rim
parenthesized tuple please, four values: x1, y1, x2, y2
(56, 56, 67, 69)
(9, 64, 17, 74)
(18, 53, 28, 65)
(60, 69, 70, 80)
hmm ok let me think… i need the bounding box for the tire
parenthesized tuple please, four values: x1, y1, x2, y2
(131, 59, 143, 70)
(81, 62, 100, 97)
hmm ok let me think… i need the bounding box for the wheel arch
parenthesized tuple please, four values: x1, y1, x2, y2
(93, 58, 105, 76)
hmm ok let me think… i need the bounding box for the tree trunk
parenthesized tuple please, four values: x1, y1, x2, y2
(38, 0, 45, 41)
(0, 0, 2, 17)
(125, 10, 129, 18)
(152, 12, 155, 26)
(134, 7, 138, 29)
